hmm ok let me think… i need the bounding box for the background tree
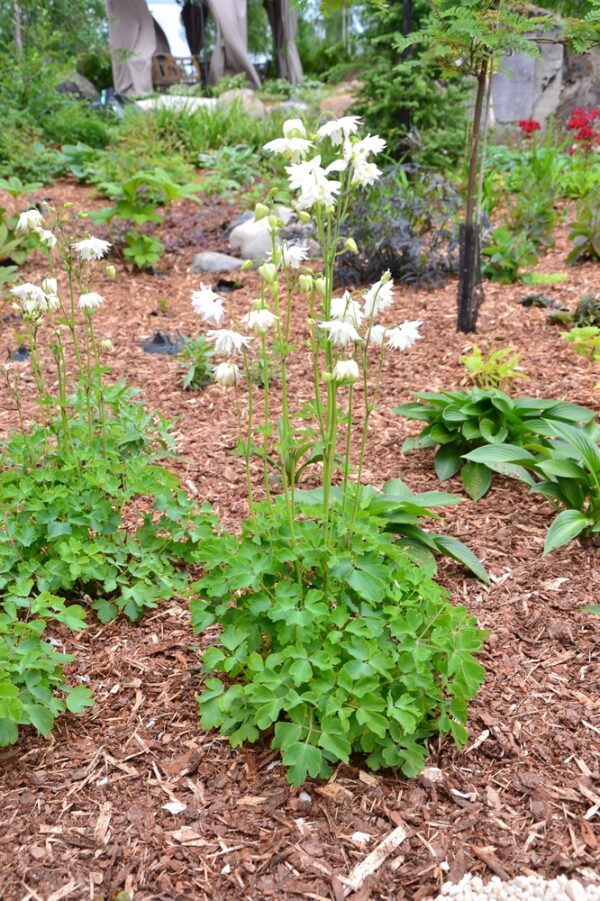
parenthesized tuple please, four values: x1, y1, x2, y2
(395, 0, 600, 333)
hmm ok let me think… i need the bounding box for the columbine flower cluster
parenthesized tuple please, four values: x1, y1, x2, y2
(10, 210, 111, 319)
(264, 115, 386, 209)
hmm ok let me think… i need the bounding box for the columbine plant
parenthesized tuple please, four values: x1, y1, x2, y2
(8, 206, 113, 454)
(190, 117, 487, 787)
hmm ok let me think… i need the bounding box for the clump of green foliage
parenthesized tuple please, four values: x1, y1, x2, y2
(562, 326, 600, 361)
(179, 337, 215, 390)
(192, 497, 487, 787)
(396, 389, 594, 500)
(461, 343, 529, 391)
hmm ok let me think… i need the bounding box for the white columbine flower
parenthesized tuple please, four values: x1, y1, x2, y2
(214, 362, 241, 387)
(16, 209, 43, 231)
(331, 291, 363, 326)
(242, 308, 278, 333)
(35, 227, 57, 249)
(352, 157, 382, 188)
(79, 292, 104, 310)
(278, 242, 308, 269)
(386, 320, 423, 351)
(41, 277, 60, 310)
(191, 284, 226, 325)
(72, 237, 111, 261)
(347, 135, 387, 160)
(363, 277, 394, 317)
(263, 136, 314, 161)
(11, 282, 48, 313)
(283, 119, 307, 139)
(317, 115, 361, 146)
(286, 156, 341, 211)
(206, 329, 252, 356)
(319, 319, 360, 346)
(332, 359, 360, 383)
(367, 324, 387, 346)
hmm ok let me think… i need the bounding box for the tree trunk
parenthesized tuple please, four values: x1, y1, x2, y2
(14, 2, 23, 52)
(457, 62, 488, 333)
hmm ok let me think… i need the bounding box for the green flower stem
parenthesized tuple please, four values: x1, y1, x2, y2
(341, 384, 354, 500)
(235, 375, 256, 528)
(259, 333, 272, 505)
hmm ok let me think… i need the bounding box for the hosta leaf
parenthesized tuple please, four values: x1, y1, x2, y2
(434, 444, 461, 481)
(461, 462, 492, 500)
(433, 534, 490, 584)
(543, 509, 592, 554)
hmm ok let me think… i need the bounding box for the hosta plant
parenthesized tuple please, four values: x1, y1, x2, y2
(190, 116, 488, 785)
(396, 389, 594, 500)
(464, 418, 600, 553)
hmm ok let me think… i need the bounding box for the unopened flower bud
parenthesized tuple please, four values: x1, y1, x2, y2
(41, 277, 57, 295)
(214, 361, 241, 387)
(259, 263, 278, 285)
(105, 264, 116, 279)
(100, 338, 114, 353)
(322, 371, 334, 383)
(64, 202, 73, 209)
(241, 259, 254, 270)
(381, 269, 392, 283)
(344, 237, 358, 254)
(333, 359, 359, 384)
(315, 276, 327, 298)
(270, 247, 282, 268)
(254, 203, 269, 221)
(297, 211, 311, 224)
(268, 214, 281, 232)
(299, 274, 314, 293)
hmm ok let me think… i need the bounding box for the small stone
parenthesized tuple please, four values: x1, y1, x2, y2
(566, 881, 587, 901)
(29, 846, 45, 860)
(190, 252, 244, 274)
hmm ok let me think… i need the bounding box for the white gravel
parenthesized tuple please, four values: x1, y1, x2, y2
(428, 873, 600, 900)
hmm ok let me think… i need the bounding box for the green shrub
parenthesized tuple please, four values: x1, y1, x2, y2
(460, 343, 529, 391)
(482, 226, 538, 284)
(41, 102, 113, 149)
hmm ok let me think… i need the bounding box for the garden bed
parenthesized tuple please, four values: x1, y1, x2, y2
(0, 181, 598, 901)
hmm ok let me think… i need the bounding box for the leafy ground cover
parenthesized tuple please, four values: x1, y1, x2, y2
(0, 178, 598, 900)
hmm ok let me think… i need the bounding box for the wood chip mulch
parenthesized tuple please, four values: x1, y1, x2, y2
(0, 182, 598, 901)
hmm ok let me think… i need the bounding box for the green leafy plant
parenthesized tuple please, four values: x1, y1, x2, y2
(190, 118, 488, 784)
(179, 337, 215, 390)
(460, 343, 529, 391)
(0, 598, 93, 746)
(562, 326, 600, 361)
(482, 226, 538, 284)
(548, 294, 600, 328)
(123, 231, 165, 270)
(198, 144, 258, 195)
(192, 497, 487, 787)
(396, 389, 594, 500)
(567, 188, 600, 264)
(1, 207, 212, 745)
(463, 418, 600, 553)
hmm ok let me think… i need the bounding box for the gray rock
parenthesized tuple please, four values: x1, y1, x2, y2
(190, 251, 243, 274)
(57, 72, 100, 102)
(223, 211, 254, 239)
(229, 205, 293, 261)
(280, 218, 321, 259)
(279, 99, 309, 114)
(217, 88, 266, 118)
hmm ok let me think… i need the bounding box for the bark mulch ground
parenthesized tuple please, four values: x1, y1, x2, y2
(0, 182, 598, 901)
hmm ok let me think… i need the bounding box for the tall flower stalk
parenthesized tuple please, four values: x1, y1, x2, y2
(192, 117, 423, 579)
(8, 206, 113, 460)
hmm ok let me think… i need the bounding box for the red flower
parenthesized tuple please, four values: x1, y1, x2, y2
(567, 108, 600, 154)
(518, 119, 541, 137)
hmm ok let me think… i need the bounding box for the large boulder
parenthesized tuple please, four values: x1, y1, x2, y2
(228, 206, 293, 260)
(57, 72, 100, 102)
(217, 88, 266, 118)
